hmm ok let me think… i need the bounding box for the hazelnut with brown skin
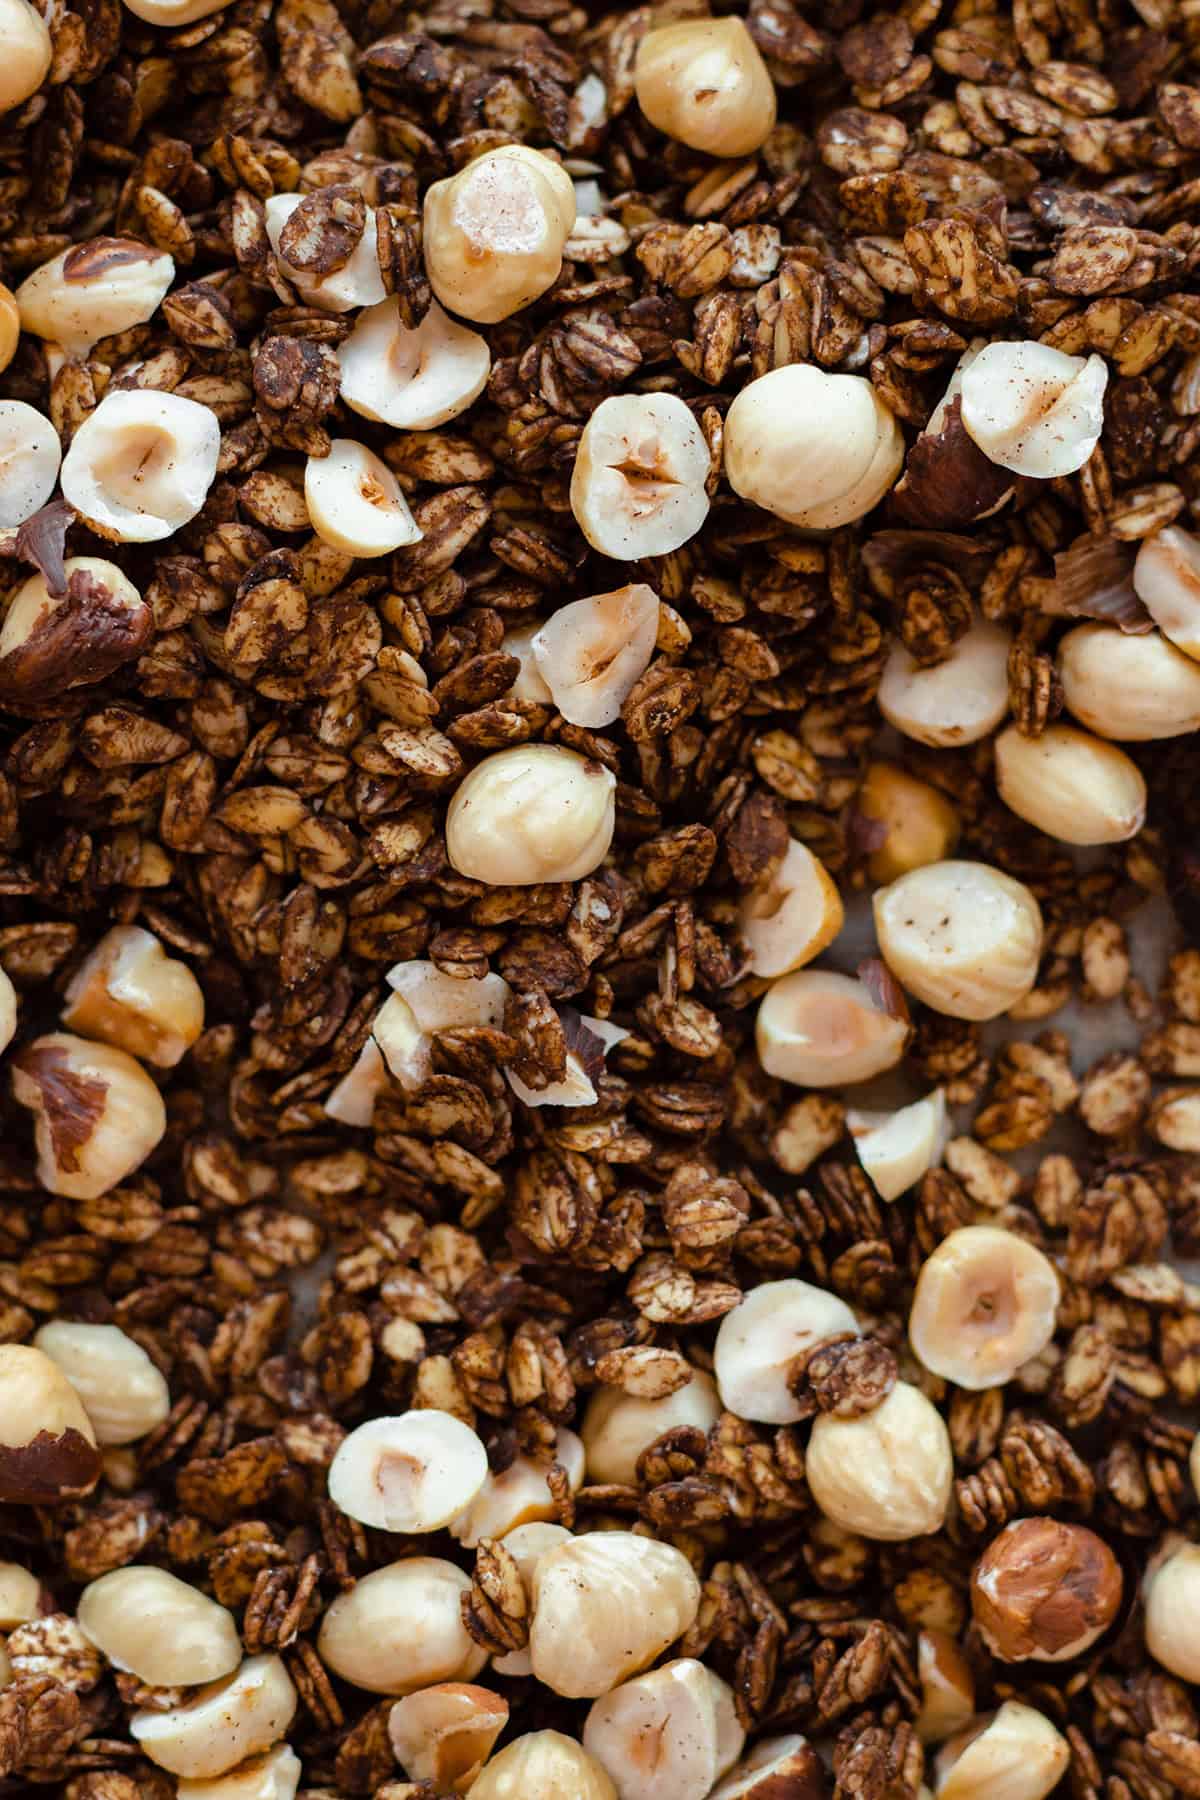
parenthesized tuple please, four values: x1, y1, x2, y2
(970, 1517, 1123, 1662)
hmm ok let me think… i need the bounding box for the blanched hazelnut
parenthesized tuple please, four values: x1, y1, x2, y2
(0, 557, 150, 701)
(131, 1655, 297, 1780)
(873, 860, 1043, 1021)
(532, 585, 660, 728)
(582, 1367, 721, 1485)
(424, 146, 576, 324)
(915, 1631, 975, 1745)
(708, 1734, 825, 1800)
(33, 1320, 169, 1444)
(12, 1031, 166, 1200)
(492, 1522, 572, 1671)
(506, 1012, 629, 1109)
(117, 0, 228, 24)
(934, 1701, 1070, 1800)
(61, 390, 220, 543)
(0, 401, 60, 527)
(909, 1226, 1059, 1390)
(1059, 622, 1200, 740)
(176, 1745, 302, 1800)
(264, 193, 385, 314)
(0, 1343, 101, 1502)
(847, 1089, 947, 1203)
(737, 838, 844, 979)
(635, 18, 774, 157)
(959, 340, 1106, 479)
(994, 722, 1146, 846)
(389, 1682, 508, 1792)
(0, 1562, 41, 1630)
(807, 1381, 952, 1541)
(318, 1558, 486, 1695)
(77, 1566, 241, 1686)
(339, 296, 490, 430)
(326, 1030, 390, 1127)
(450, 1427, 584, 1546)
(328, 1409, 488, 1533)
(725, 365, 903, 530)
(1144, 1540, 1200, 1682)
(714, 1278, 858, 1425)
(857, 761, 961, 883)
(502, 619, 553, 705)
(382, 962, 511, 1092)
(62, 925, 204, 1069)
(17, 238, 174, 357)
(878, 619, 1012, 747)
(0, 0, 51, 110)
(530, 1531, 701, 1698)
(305, 438, 422, 558)
(1133, 522, 1200, 660)
(971, 1518, 1122, 1663)
(446, 745, 616, 886)
(583, 1658, 744, 1800)
(472, 1731, 617, 1800)
(570, 392, 710, 559)
(756, 967, 910, 1088)
(0, 966, 15, 1058)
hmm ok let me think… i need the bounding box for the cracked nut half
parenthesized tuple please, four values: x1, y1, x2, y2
(1143, 1539, 1200, 1683)
(916, 1631, 975, 1745)
(994, 722, 1146, 846)
(873, 859, 1043, 1021)
(339, 296, 490, 430)
(570, 392, 710, 559)
(12, 1031, 166, 1200)
(424, 145, 576, 324)
(971, 1518, 1122, 1663)
(756, 966, 910, 1088)
(725, 364, 903, 530)
(909, 1225, 1059, 1390)
(1059, 622, 1200, 740)
(807, 1380, 952, 1541)
(389, 1682, 509, 1793)
(78, 1565, 241, 1686)
(34, 1319, 169, 1445)
(878, 618, 1012, 747)
(61, 389, 220, 543)
(0, 0, 51, 110)
(305, 438, 422, 557)
(318, 1557, 486, 1695)
(1133, 523, 1200, 660)
(848, 1089, 947, 1203)
(0, 1342, 101, 1503)
(530, 1531, 701, 1698)
(132, 1656, 297, 1780)
(934, 1701, 1070, 1800)
(450, 1426, 584, 1546)
(0, 401, 60, 527)
(446, 745, 616, 886)
(472, 1731, 617, 1800)
(959, 341, 1107, 478)
(264, 193, 385, 314)
(584, 1658, 744, 1800)
(176, 1745, 302, 1800)
(737, 837, 844, 978)
(0, 557, 149, 702)
(635, 18, 775, 157)
(857, 761, 961, 884)
(715, 1278, 858, 1426)
(709, 1734, 825, 1800)
(327, 1408, 488, 1533)
(582, 1367, 721, 1486)
(16, 238, 174, 356)
(531, 584, 660, 728)
(62, 924, 205, 1068)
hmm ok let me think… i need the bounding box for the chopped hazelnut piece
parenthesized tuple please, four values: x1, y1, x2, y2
(450, 1426, 584, 1545)
(338, 296, 491, 430)
(12, 1031, 166, 1200)
(1144, 1540, 1200, 1683)
(584, 1658, 744, 1800)
(16, 238, 174, 356)
(570, 392, 710, 559)
(807, 1381, 952, 1541)
(34, 1320, 170, 1444)
(304, 438, 422, 557)
(530, 1531, 701, 1698)
(175, 1745, 302, 1800)
(909, 1226, 1060, 1390)
(327, 1409, 489, 1533)
(708, 1734, 824, 1800)
(424, 146, 576, 324)
(634, 19, 776, 156)
(501, 618, 553, 705)
(737, 837, 844, 978)
(131, 1656, 297, 1780)
(389, 1682, 508, 1793)
(61, 390, 220, 543)
(878, 618, 1012, 748)
(0, 967, 15, 1059)
(0, 401, 60, 527)
(0, 1342, 101, 1503)
(318, 1558, 486, 1695)
(77, 1565, 241, 1686)
(725, 364, 903, 530)
(62, 924, 204, 1068)
(971, 1518, 1122, 1663)
(756, 967, 910, 1087)
(471, 1731, 617, 1800)
(582, 1367, 721, 1485)
(1132, 523, 1200, 661)
(959, 340, 1108, 478)
(994, 723, 1146, 846)
(446, 745, 616, 886)
(934, 1700, 1070, 1800)
(857, 762, 961, 884)
(1059, 622, 1200, 740)
(714, 1277, 858, 1425)
(915, 1630, 975, 1745)
(847, 1089, 947, 1202)
(532, 584, 660, 728)
(264, 193, 385, 314)
(873, 860, 1044, 1021)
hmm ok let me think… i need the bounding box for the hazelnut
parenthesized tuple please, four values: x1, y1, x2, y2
(0, 0, 51, 111)
(725, 365, 903, 530)
(506, 1011, 629, 1109)
(61, 390, 220, 543)
(12, 1031, 166, 1200)
(959, 340, 1107, 478)
(0, 557, 151, 705)
(379, 963, 511, 1092)
(892, 342, 1016, 531)
(117, 0, 228, 23)
(970, 1518, 1123, 1663)
(0, 285, 18, 376)
(873, 859, 1044, 1021)
(389, 1682, 509, 1792)
(338, 296, 491, 430)
(908, 1224, 1059, 1391)
(471, 1731, 617, 1800)
(305, 438, 422, 558)
(714, 1278, 858, 1425)
(857, 761, 961, 883)
(570, 392, 710, 559)
(491, 1521, 572, 1671)
(131, 1655, 297, 1780)
(424, 145, 576, 324)
(708, 1734, 825, 1800)
(915, 1630, 975, 1745)
(737, 838, 845, 978)
(582, 1367, 721, 1485)
(530, 1530, 701, 1698)
(33, 1320, 170, 1444)
(1059, 622, 1200, 740)
(1192, 1429, 1200, 1501)
(317, 1557, 486, 1695)
(1132, 522, 1200, 660)
(806, 1381, 952, 1541)
(327, 1409, 488, 1533)
(445, 745, 616, 886)
(264, 193, 386, 314)
(877, 618, 1012, 747)
(847, 1089, 947, 1203)
(0, 1343, 101, 1502)
(583, 1658, 744, 1800)
(77, 1566, 241, 1686)
(934, 1701, 1071, 1800)
(1143, 1540, 1200, 1682)
(324, 1033, 389, 1127)
(175, 1745, 302, 1800)
(502, 618, 553, 705)
(531, 584, 660, 728)
(0, 1562, 41, 1629)
(634, 18, 775, 157)
(0, 966, 15, 1058)
(61, 925, 205, 1069)
(994, 722, 1146, 846)
(17, 238, 174, 357)
(450, 1427, 584, 1546)
(0, 400, 60, 527)
(756, 967, 910, 1088)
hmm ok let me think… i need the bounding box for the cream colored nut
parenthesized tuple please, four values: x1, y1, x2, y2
(131, 1655, 297, 1780)
(848, 1089, 947, 1203)
(737, 838, 844, 978)
(878, 618, 1011, 747)
(714, 1278, 858, 1425)
(176, 1745, 302, 1800)
(12, 1031, 166, 1201)
(119, 0, 229, 24)
(570, 392, 710, 559)
(1144, 1540, 1200, 1682)
(0, 1343, 100, 1503)
(328, 1409, 488, 1533)
(0, 1563, 41, 1630)
(755, 967, 910, 1088)
(530, 1531, 701, 1699)
(584, 1658, 743, 1800)
(873, 860, 1044, 1021)
(450, 1427, 584, 1546)
(960, 341, 1107, 478)
(0, 401, 60, 527)
(318, 1557, 486, 1695)
(582, 1367, 721, 1486)
(424, 146, 576, 324)
(472, 1731, 617, 1800)
(61, 389, 220, 543)
(506, 1013, 628, 1109)
(381, 964, 511, 1093)
(915, 1630, 975, 1745)
(1133, 523, 1200, 661)
(994, 722, 1146, 846)
(934, 1701, 1071, 1800)
(339, 296, 490, 429)
(708, 1734, 825, 1800)
(971, 1518, 1122, 1663)
(0, 966, 15, 1058)
(634, 18, 775, 157)
(0, 557, 148, 691)
(446, 745, 616, 886)
(807, 1381, 952, 1541)
(264, 193, 385, 314)
(0, 284, 18, 376)
(532, 584, 659, 728)
(33, 1320, 169, 1445)
(502, 619, 553, 705)
(305, 438, 421, 558)
(1059, 622, 1200, 740)
(389, 1682, 509, 1792)
(325, 1036, 388, 1126)
(77, 1566, 241, 1685)
(62, 925, 204, 1069)
(17, 238, 174, 356)
(725, 364, 903, 530)
(0, 0, 51, 110)
(858, 762, 961, 885)
(909, 1226, 1059, 1390)
(492, 1522, 573, 1669)
(1192, 1428, 1200, 1501)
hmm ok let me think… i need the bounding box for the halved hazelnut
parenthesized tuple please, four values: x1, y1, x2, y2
(847, 1088, 947, 1203)
(501, 619, 553, 704)
(0, 401, 60, 528)
(909, 1225, 1060, 1390)
(305, 438, 422, 557)
(725, 364, 903, 530)
(62, 925, 204, 1069)
(737, 837, 845, 978)
(531, 584, 660, 728)
(389, 1682, 509, 1793)
(935, 1701, 1070, 1800)
(175, 1745, 302, 1800)
(450, 1427, 584, 1546)
(131, 1656, 297, 1780)
(61, 390, 221, 543)
(0, 1343, 101, 1503)
(959, 340, 1107, 479)
(424, 145, 576, 324)
(379, 962, 512, 1096)
(506, 1012, 629, 1109)
(873, 860, 1043, 1021)
(583, 1658, 744, 1800)
(756, 966, 910, 1088)
(1133, 523, 1200, 661)
(77, 1565, 241, 1686)
(570, 392, 710, 560)
(264, 193, 386, 314)
(916, 1630, 975, 1744)
(327, 1409, 489, 1533)
(339, 296, 490, 430)
(12, 1031, 166, 1201)
(714, 1278, 858, 1425)
(708, 1734, 825, 1800)
(530, 1531, 701, 1698)
(878, 617, 1012, 747)
(16, 238, 174, 357)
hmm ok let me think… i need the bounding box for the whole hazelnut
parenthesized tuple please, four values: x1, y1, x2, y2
(471, 1730, 616, 1800)
(971, 1518, 1122, 1662)
(1144, 1539, 1200, 1683)
(806, 1380, 952, 1541)
(634, 18, 776, 157)
(423, 146, 576, 324)
(0, 1343, 102, 1502)
(12, 1031, 166, 1200)
(0, 0, 51, 112)
(725, 364, 903, 531)
(445, 745, 616, 886)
